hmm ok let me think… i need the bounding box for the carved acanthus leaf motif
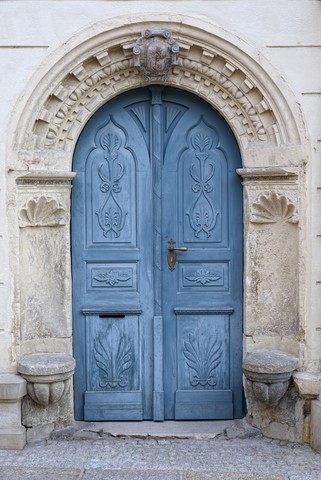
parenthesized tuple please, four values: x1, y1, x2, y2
(93, 270, 131, 286)
(183, 330, 222, 387)
(185, 269, 222, 285)
(250, 192, 298, 224)
(93, 324, 132, 389)
(19, 196, 67, 227)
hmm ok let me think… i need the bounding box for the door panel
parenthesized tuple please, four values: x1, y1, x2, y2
(162, 89, 243, 419)
(73, 89, 153, 420)
(72, 86, 243, 421)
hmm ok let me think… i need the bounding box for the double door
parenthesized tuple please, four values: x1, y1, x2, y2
(72, 86, 243, 420)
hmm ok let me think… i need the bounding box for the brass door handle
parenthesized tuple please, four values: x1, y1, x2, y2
(167, 239, 188, 271)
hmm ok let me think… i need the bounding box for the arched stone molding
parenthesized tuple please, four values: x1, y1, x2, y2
(8, 15, 306, 172)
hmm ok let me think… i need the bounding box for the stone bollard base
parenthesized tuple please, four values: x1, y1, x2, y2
(0, 374, 27, 449)
(311, 400, 321, 452)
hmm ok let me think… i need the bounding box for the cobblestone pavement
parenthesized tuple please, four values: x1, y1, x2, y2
(0, 435, 320, 480)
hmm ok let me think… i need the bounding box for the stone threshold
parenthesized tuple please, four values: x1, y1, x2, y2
(51, 419, 260, 441)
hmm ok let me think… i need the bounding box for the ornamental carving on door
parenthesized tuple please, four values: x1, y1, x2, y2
(96, 131, 128, 238)
(184, 268, 222, 285)
(183, 329, 223, 388)
(92, 269, 132, 287)
(93, 324, 133, 389)
(89, 117, 137, 244)
(185, 125, 219, 239)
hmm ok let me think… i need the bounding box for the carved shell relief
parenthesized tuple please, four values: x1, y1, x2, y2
(250, 192, 298, 224)
(19, 196, 67, 227)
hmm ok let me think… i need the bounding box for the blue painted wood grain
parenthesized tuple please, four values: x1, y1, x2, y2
(72, 86, 243, 421)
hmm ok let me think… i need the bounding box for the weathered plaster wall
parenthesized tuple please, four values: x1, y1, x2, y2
(0, 1, 320, 443)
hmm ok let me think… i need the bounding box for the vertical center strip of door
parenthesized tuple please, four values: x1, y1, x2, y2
(150, 86, 165, 421)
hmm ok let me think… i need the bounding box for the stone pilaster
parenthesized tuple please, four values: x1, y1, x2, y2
(16, 172, 76, 438)
(237, 167, 300, 354)
(16, 172, 75, 356)
(238, 167, 304, 442)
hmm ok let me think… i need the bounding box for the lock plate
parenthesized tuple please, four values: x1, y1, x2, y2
(167, 239, 188, 271)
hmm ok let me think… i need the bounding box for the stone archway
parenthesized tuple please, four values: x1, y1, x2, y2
(11, 17, 303, 159)
(6, 15, 309, 443)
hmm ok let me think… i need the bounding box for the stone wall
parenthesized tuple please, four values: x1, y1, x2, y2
(0, 1, 320, 448)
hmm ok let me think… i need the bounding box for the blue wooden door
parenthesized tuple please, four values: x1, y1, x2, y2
(72, 87, 243, 421)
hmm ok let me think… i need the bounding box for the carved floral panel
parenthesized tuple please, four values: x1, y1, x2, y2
(183, 329, 222, 388)
(179, 262, 228, 291)
(180, 119, 226, 243)
(178, 315, 230, 391)
(86, 118, 136, 245)
(88, 317, 139, 392)
(87, 263, 137, 291)
(93, 324, 133, 389)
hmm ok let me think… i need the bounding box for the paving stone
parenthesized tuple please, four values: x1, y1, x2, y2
(81, 469, 182, 479)
(184, 472, 285, 480)
(0, 466, 82, 480)
(0, 436, 320, 480)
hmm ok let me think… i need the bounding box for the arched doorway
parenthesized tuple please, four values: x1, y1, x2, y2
(72, 86, 243, 421)
(6, 15, 307, 445)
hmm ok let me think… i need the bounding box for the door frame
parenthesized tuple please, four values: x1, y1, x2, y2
(8, 16, 306, 430)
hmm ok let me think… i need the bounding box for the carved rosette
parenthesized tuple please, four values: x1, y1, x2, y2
(250, 192, 298, 224)
(19, 196, 67, 227)
(133, 29, 179, 81)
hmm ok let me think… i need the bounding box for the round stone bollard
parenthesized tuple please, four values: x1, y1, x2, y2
(18, 353, 75, 406)
(243, 350, 298, 407)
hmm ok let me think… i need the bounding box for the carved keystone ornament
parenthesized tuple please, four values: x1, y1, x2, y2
(133, 29, 179, 81)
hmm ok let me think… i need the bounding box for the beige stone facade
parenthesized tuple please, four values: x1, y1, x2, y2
(0, 1, 320, 449)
